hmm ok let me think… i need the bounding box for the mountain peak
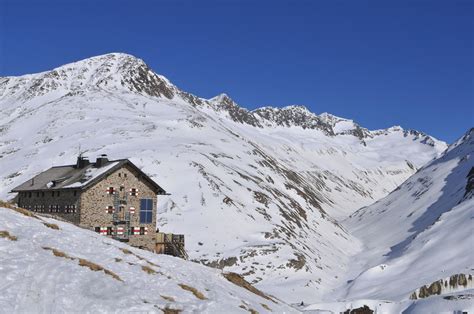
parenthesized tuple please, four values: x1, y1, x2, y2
(0, 52, 177, 101)
(209, 93, 235, 105)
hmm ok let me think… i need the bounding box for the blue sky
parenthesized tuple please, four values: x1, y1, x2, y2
(0, 0, 472, 143)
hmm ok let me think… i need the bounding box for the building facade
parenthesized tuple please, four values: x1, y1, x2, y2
(12, 155, 166, 251)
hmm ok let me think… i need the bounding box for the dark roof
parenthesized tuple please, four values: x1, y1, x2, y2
(11, 159, 166, 195)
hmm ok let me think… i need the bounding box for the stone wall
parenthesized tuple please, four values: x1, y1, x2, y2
(79, 164, 158, 251)
(17, 189, 81, 224)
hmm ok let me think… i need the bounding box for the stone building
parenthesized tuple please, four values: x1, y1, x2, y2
(11, 155, 168, 251)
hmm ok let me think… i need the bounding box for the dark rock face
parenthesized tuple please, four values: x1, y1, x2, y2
(410, 273, 473, 299)
(464, 167, 474, 199)
(212, 94, 262, 127)
(119, 59, 175, 99)
(252, 106, 335, 135)
(343, 305, 374, 314)
(199, 257, 238, 269)
(403, 129, 436, 147)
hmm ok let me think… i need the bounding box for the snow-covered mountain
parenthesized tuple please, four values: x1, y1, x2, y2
(0, 53, 448, 303)
(0, 204, 296, 313)
(303, 128, 473, 313)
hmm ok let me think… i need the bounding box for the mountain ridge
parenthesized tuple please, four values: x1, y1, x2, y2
(0, 52, 445, 146)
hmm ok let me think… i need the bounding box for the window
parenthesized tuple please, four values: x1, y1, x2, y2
(124, 173, 127, 178)
(105, 206, 114, 214)
(71, 205, 76, 213)
(51, 191, 54, 197)
(130, 188, 138, 196)
(120, 186, 125, 191)
(36, 192, 40, 197)
(42, 192, 45, 197)
(57, 191, 60, 197)
(139, 199, 153, 224)
(73, 191, 77, 196)
(107, 227, 113, 235)
(28, 192, 32, 198)
(118, 173, 121, 177)
(106, 187, 115, 194)
(95, 227, 100, 233)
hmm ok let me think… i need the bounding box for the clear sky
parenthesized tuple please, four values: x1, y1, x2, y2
(1, 0, 472, 143)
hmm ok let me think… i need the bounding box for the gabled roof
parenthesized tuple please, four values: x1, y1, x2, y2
(11, 159, 167, 195)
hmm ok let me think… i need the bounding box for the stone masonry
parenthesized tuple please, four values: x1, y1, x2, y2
(80, 164, 157, 250)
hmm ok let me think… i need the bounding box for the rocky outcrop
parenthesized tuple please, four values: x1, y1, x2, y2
(409, 273, 473, 300)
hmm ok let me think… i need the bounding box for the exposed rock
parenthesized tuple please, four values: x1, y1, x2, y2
(343, 305, 374, 314)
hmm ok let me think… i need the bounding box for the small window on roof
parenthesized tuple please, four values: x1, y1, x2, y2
(28, 192, 32, 198)
(73, 190, 77, 196)
(118, 173, 121, 177)
(124, 173, 127, 178)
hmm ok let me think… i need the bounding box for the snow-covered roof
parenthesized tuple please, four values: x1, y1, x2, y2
(10, 159, 166, 194)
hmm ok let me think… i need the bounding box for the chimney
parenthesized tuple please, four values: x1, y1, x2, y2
(76, 155, 90, 169)
(95, 154, 109, 168)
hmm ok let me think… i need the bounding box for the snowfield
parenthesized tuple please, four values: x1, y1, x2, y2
(0, 205, 296, 313)
(302, 129, 474, 313)
(1, 53, 472, 312)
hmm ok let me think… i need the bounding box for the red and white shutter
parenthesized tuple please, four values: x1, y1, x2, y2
(132, 227, 140, 235)
(106, 187, 115, 194)
(144, 227, 148, 235)
(99, 227, 108, 235)
(116, 227, 124, 235)
(129, 207, 135, 214)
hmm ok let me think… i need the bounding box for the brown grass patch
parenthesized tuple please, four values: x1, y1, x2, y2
(42, 247, 122, 281)
(42, 247, 74, 260)
(5, 203, 39, 219)
(43, 222, 60, 230)
(261, 303, 272, 311)
(78, 258, 123, 281)
(120, 248, 133, 255)
(141, 265, 156, 274)
(223, 272, 275, 303)
(104, 269, 123, 281)
(161, 307, 182, 314)
(178, 284, 207, 300)
(0, 230, 17, 241)
(161, 295, 175, 302)
(79, 258, 104, 271)
(0, 200, 15, 209)
(119, 247, 159, 267)
(147, 260, 159, 267)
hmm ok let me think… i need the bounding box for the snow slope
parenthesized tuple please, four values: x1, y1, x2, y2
(0, 205, 296, 313)
(0, 53, 447, 303)
(302, 128, 474, 312)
